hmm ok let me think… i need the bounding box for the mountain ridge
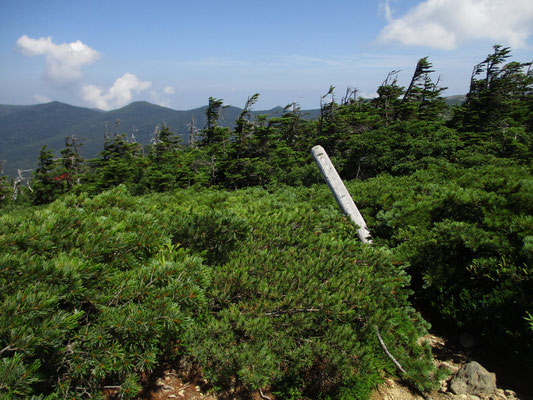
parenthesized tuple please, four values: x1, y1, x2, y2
(0, 100, 315, 177)
(0, 96, 464, 177)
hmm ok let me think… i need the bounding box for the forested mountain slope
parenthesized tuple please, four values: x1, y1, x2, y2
(0, 101, 313, 177)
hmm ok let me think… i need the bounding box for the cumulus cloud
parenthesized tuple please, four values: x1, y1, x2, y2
(34, 94, 52, 103)
(163, 86, 175, 95)
(379, 0, 533, 50)
(17, 35, 100, 83)
(82, 73, 151, 110)
(149, 86, 176, 107)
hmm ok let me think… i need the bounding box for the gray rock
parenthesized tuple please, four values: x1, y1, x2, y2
(450, 361, 497, 396)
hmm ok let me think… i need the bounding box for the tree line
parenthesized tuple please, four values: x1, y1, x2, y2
(0, 45, 529, 206)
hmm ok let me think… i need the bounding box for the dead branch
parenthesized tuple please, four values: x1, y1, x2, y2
(259, 388, 272, 400)
(265, 308, 322, 317)
(374, 326, 407, 375)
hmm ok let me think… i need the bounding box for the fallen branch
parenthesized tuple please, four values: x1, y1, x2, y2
(259, 388, 271, 400)
(265, 308, 321, 317)
(0, 345, 17, 356)
(374, 326, 407, 375)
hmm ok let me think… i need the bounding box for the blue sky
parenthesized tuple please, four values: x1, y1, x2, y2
(1, 0, 532, 110)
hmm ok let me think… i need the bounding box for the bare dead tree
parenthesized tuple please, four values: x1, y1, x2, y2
(114, 118, 121, 137)
(341, 87, 358, 105)
(104, 121, 110, 141)
(320, 86, 335, 121)
(187, 116, 198, 148)
(12, 169, 33, 201)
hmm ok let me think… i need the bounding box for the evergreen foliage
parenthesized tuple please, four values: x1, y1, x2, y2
(345, 164, 533, 363)
(32, 146, 62, 204)
(0, 160, 10, 206)
(0, 187, 210, 398)
(0, 186, 446, 399)
(1, 44, 532, 398)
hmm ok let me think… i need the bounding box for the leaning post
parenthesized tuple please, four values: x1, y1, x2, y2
(311, 145, 372, 244)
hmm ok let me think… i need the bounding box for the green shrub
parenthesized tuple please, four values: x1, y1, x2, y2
(0, 187, 210, 398)
(347, 164, 533, 362)
(0, 185, 444, 399)
(162, 187, 443, 397)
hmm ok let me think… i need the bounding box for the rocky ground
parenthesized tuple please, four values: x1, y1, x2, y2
(141, 334, 529, 400)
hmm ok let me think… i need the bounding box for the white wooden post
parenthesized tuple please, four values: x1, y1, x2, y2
(311, 145, 372, 244)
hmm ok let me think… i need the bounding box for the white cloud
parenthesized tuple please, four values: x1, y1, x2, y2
(82, 73, 151, 110)
(359, 91, 379, 99)
(17, 35, 100, 83)
(163, 86, 175, 95)
(150, 90, 169, 107)
(149, 86, 176, 107)
(379, 0, 533, 50)
(34, 94, 52, 103)
(379, 0, 394, 22)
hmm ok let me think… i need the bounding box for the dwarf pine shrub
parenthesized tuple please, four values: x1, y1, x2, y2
(348, 163, 533, 363)
(1, 185, 443, 399)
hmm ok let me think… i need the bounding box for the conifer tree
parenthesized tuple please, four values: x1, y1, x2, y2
(61, 136, 83, 172)
(199, 97, 231, 184)
(234, 93, 260, 148)
(317, 86, 345, 155)
(93, 133, 146, 191)
(32, 146, 62, 204)
(372, 71, 404, 125)
(58, 135, 84, 188)
(145, 125, 182, 191)
(201, 97, 230, 146)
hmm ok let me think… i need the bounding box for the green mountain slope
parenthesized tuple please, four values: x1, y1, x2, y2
(0, 101, 317, 177)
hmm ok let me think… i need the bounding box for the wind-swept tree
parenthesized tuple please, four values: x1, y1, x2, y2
(454, 45, 533, 159)
(199, 97, 231, 183)
(201, 97, 230, 146)
(372, 70, 404, 125)
(400, 57, 447, 121)
(234, 93, 260, 147)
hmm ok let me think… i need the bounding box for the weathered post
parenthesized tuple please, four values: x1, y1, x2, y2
(311, 145, 372, 244)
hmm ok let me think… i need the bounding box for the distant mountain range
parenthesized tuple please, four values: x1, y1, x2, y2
(0, 96, 465, 177)
(0, 101, 318, 177)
